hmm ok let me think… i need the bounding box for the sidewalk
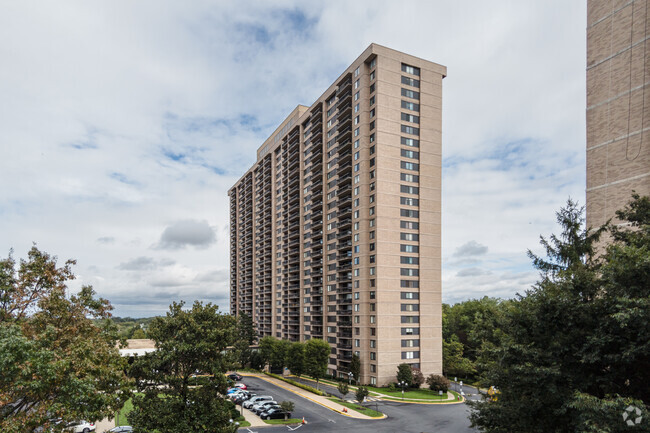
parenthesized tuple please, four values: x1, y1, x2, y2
(241, 373, 385, 419)
(239, 406, 268, 428)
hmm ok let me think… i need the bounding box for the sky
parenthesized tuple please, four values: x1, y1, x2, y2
(0, 0, 587, 317)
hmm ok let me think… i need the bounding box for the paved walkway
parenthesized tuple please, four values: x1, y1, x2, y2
(241, 373, 385, 419)
(239, 406, 268, 427)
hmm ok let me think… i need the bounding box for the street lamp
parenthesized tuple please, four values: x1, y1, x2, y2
(398, 380, 408, 400)
(348, 371, 353, 385)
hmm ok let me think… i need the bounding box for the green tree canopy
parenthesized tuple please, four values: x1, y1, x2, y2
(350, 353, 361, 385)
(469, 196, 650, 433)
(304, 338, 330, 389)
(286, 341, 305, 376)
(127, 301, 237, 433)
(0, 247, 132, 433)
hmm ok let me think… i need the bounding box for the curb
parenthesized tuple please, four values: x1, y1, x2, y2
(241, 373, 387, 420)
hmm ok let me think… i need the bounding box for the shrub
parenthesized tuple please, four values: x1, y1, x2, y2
(355, 386, 369, 403)
(264, 372, 325, 396)
(337, 382, 349, 397)
(426, 374, 450, 392)
(386, 383, 397, 392)
(396, 363, 414, 387)
(411, 368, 425, 389)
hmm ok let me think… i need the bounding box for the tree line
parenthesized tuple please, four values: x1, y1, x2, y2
(1, 194, 648, 432)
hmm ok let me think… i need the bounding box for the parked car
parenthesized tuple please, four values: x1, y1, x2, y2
(64, 420, 95, 433)
(108, 427, 133, 433)
(227, 387, 241, 394)
(233, 392, 253, 405)
(228, 373, 243, 382)
(234, 383, 247, 390)
(243, 395, 273, 409)
(260, 408, 290, 420)
(252, 400, 277, 414)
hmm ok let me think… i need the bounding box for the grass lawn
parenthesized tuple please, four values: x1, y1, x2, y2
(327, 398, 384, 417)
(115, 397, 133, 426)
(234, 415, 250, 427)
(366, 386, 453, 400)
(262, 418, 302, 425)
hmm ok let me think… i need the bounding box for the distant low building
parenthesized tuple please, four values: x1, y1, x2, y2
(119, 338, 156, 357)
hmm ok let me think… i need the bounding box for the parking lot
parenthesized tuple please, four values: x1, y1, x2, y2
(237, 376, 477, 433)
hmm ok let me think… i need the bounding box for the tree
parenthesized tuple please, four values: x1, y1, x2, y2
(279, 401, 294, 421)
(303, 338, 330, 390)
(258, 336, 277, 370)
(350, 353, 361, 385)
(286, 342, 305, 377)
(443, 335, 475, 378)
(233, 313, 256, 368)
(355, 386, 369, 404)
(337, 382, 349, 399)
(128, 301, 237, 433)
(396, 363, 413, 388)
(0, 247, 132, 433)
(426, 374, 449, 392)
(469, 196, 650, 432)
(411, 368, 425, 389)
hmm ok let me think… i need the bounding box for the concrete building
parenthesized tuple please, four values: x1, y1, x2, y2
(587, 0, 650, 229)
(229, 44, 446, 385)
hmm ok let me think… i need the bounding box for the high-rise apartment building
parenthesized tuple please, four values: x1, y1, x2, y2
(229, 44, 446, 385)
(587, 0, 649, 229)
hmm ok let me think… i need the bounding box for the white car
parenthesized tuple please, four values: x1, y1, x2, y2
(64, 420, 95, 433)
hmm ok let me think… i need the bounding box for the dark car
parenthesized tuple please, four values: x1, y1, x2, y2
(108, 427, 133, 433)
(228, 373, 243, 382)
(260, 408, 290, 420)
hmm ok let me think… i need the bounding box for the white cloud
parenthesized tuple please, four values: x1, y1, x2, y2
(0, 0, 587, 316)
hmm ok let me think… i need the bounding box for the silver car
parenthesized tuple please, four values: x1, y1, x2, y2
(243, 395, 273, 409)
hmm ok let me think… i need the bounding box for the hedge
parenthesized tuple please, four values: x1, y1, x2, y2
(264, 372, 325, 396)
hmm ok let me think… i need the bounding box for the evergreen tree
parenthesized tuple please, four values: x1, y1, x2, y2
(469, 196, 650, 433)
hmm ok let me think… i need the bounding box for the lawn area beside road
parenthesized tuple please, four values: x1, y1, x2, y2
(327, 398, 384, 417)
(366, 386, 458, 400)
(263, 418, 302, 425)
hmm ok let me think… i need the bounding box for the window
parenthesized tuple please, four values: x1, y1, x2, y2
(401, 149, 419, 159)
(370, 315, 376, 323)
(354, 79, 359, 89)
(354, 164, 359, 172)
(400, 280, 420, 288)
(401, 161, 419, 171)
(401, 351, 420, 359)
(401, 100, 420, 111)
(370, 58, 377, 68)
(370, 95, 375, 105)
(354, 115, 360, 125)
(369, 83, 375, 93)
(401, 316, 419, 323)
(401, 63, 420, 76)
(370, 340, 376, 348)
(370, 364, 376, 373)
(401, 339, 420, 347)
(401, 173, 420, 182)
(400, 209, 419, 218)
(354, 304, 360, 312)
(354, 66, 360, 77)
(354, 139, 360, 149)
(400, 186, 419, 195)
(401, 76, 420, 87)
(401, 113, 420, 123)
(354, 292, 360, 300)
(400, 256, 420, 265)
(401, 292, 420, 299)
(354, 91, 359, 101)
(370, 70, 376, 80)
(370, 352, 376, 360)
(401, 88, 420, 99)
(369, 133, 375, 143)
(355, 339, 360, 347)
(354, 103, 359, 113)
(400, 232, 419, 241)
(401, 269, 419, 277)
(369, 120, 375, 130)
(400, 197, 419, 207)
(401, 303, 420, 311)
(371, 376, 377, 385)
(401, 125, 419, 135)
(402, 327, 420, 335)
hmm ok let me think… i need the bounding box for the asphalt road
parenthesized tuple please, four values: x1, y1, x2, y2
(240, 376, 478, 433)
